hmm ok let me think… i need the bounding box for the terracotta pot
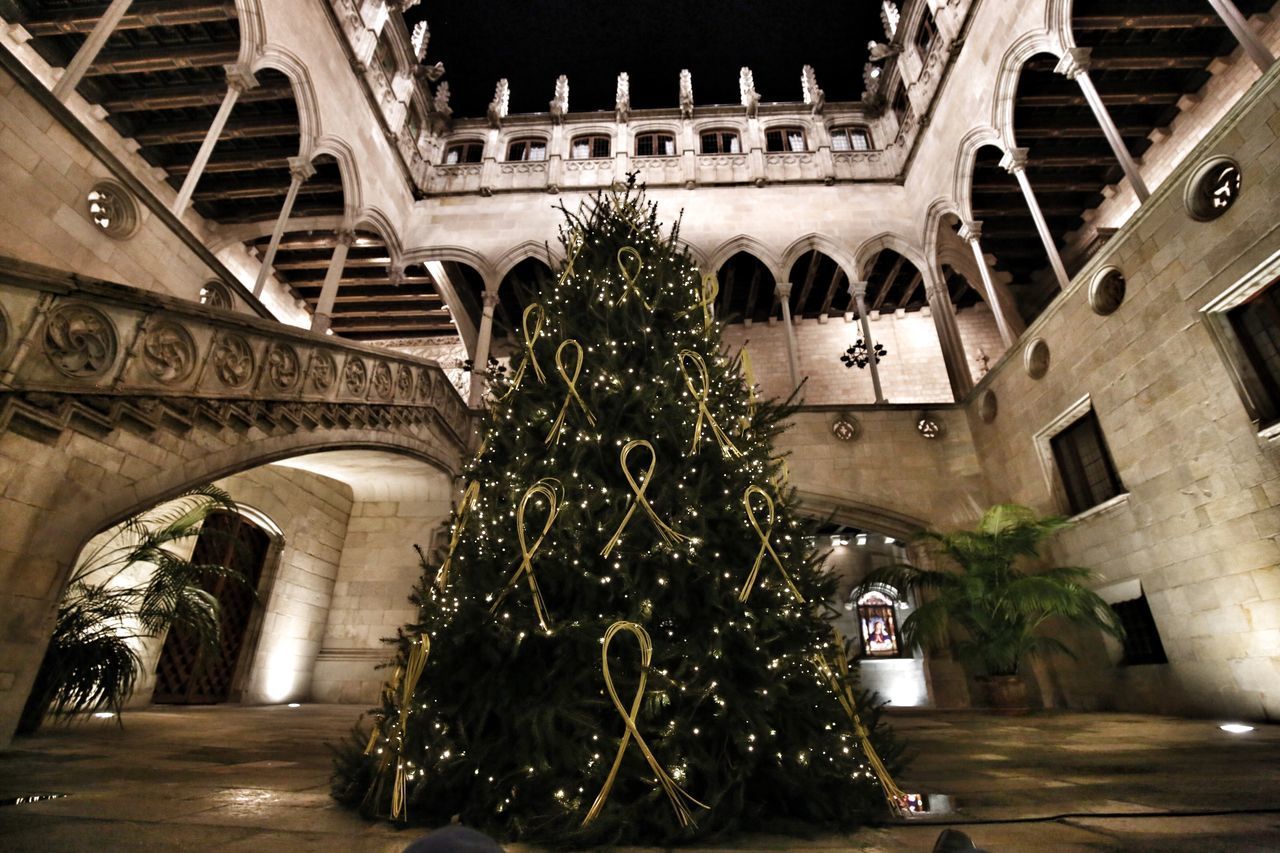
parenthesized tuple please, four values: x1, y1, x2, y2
(976, 675, 1030, 715)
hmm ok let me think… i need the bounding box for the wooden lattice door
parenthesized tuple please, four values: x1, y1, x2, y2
(152, 511, 270, 704)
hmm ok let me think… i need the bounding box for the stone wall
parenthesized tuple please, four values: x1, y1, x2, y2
(960, 66, 1280, 720)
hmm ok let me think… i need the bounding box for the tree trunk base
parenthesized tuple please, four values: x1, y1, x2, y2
(975, 675, 1030, 715)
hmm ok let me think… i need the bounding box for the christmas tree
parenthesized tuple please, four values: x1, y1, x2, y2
(332, 179, 905, 845)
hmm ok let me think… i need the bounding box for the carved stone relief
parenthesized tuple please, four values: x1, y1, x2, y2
(211, 333, 255, 388)
(311, 351, 337, 393)
(141, 320, 197, 384)
(43, 303, 118, 379)
(370, 360, 393, 399)
(267, 343, 301, 391)
(397, 364, 413, 399)
(344, 357, 369, 395)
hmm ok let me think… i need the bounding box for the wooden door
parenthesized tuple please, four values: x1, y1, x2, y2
(152, 511, 270, 704)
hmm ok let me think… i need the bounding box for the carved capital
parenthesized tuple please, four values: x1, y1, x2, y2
(1054, 47, 1092, 81)
(774, 281, 793, 298)
(288, 156, 317, 183)
(335, 228, 357, 248)
(223, 64, 259, 95)
(957, 221, 982, 244)
(999, 147, 1029, 175)
(481, 290, 501, 309)
(849, 280, 869, 300)
(387, 263, 408, 286)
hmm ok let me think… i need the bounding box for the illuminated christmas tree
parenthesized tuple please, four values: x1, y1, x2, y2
(332, 179, 904, 845)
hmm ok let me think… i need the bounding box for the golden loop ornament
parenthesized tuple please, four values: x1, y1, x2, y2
(494, 304, 546, 402)
(558, 231, 583, 286)
(582, 621, 708, 828)
(601, 439, 690, 557)
(771, 458, 790, 493)
(363, 634, 430, 821)
(813, 631, 911, 816)
(679, 273, 718, 333)
(489, 479, 562, 632)
(545, 339, 597, 445)
(738, 485, 804, 603)
(616, 246, 657, 311)
(436, 481, 479, 589)
(677, 350, 743, 458)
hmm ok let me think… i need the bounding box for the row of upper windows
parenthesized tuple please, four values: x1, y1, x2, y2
(443, 126, 874, 165)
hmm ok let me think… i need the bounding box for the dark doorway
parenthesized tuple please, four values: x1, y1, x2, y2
(152, 511, 271, 704)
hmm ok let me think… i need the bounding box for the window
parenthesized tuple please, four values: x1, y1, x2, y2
(635, 132, 675, 157)
(1227, 278, 1280, 426)
(914, 5, 938, 55)
(1050, 410, 1124, 515)
(700, 130, 741, 154)
(444, 142, 483, 165)
(86, 181, 139, 239)
(406, 106, 423, 142)
(374, 35, 397, 79)
(765, 127, 807, 153)
(506, 138, 547, 162)
(1111, 594, 1168, 666)
(891, 86, 910, 119)
(831, 126, 873, 151)
(570, 134, 611, 159)
(855, 591, 903, 658)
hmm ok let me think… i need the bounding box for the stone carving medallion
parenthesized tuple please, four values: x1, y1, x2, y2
(416, 367, 431, 402)
(211, 333, 255, 388)
(267, 343, 301, 391)
(141, 320, 197, 384)
(397, 364, 413, 399)
(311, 351, 336, 392)
(370, 361, 393, 399)
(43, 303, 118, 379)
(344, 357, 368, 395)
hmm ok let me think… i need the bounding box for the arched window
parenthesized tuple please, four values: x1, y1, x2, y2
(856, 590, 903, 657)
(914, 4, 939, 56)
(444, 141, 484, 164)
(765, 126, 807, 152)
(634, 132, 675, 157)
(571, 134, 611, 159)
(831, 126, 874, 152)
(507, 137, 547, 161)
(700, 129, 740, 154)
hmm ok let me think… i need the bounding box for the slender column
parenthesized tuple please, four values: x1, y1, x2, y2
(171, 64, 258, 216)
(51, 0, 134, 101)
(1055, 48, 1151, 202)
(252, 156, 315, 298)
(311, 229, 355, 333)
(1000, 147, 1072, 290)
(775, 281, 802, 391)
(470, 291, 500, 407)
(1207, 0, 1275, 72)
(959, 222, 1017, 348)
(924, 269, 973, 400)
(849, 280, 886, 404)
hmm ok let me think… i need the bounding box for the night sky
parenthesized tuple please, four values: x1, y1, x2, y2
(406, 2, 886, 119)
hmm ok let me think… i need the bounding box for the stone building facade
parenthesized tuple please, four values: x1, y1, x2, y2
(0, 0, 1277, 744)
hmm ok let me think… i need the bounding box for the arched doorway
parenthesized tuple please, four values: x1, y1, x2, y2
(152, 511, 274, 704)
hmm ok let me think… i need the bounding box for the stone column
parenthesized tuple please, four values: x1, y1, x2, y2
(1207, 0, 1275, 72)
(923, 268, 973, 400)
(171, 64, 258, 216)
(311, 229, 355, 333)
(1000, 147, 1072, 290)
(51, 0, 134, 101)
(959, 221, 1018, 348)
(469, 291, 500, 407)
(252, 156, 315, 298)
(849, 280, 886, 404)
(1054, 48, 1151, 202)
(775, 281, 801, 390)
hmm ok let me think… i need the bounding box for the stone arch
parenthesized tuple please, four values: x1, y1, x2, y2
(780, 233, 857, 282)
(922, 196, 964, 272)
(252, 45, 322, 156)
(704, 235, 784, 282)
(953, 125, 1005, 224)
(311, 136, 362, 222)
(401, 245, 496, 283)
(353, 205, 402, 268)
(232, 0, 265, 68)
(991, 30, 1067, 152)
(852, 232, 929, 281)
(494, 240, 561, 285)
(793, 490, 929, 542)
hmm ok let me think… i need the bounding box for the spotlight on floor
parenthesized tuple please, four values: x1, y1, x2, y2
(1220, 723, 1254, 734)
(92, 711, 115, 719)
(287, 703, 301, 708)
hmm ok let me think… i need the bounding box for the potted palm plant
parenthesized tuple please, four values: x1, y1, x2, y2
(17, 486, 250, 734)
(855, 504, 1123, 714)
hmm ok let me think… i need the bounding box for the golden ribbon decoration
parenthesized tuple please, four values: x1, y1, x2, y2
(678, 350, 743, 458)
(390, 633, 431, 821)
(489, 479, 562, 632)
(771, 457, 790, 493)
(738, 485, 805, 604)
(582, 621, 708, 828)
(558, 231, 583, 286)
(436, 481, 479, 589)
(813, 631, 910, 816)
(617, 246, 657, 311)
(741, 346, 758, 416)
(545, 339, 597, 445)
(601, 440, 691, 557)
(679, 272, 718, 333)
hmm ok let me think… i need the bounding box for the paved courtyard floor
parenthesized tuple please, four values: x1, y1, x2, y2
(0, 704, 1277, 851)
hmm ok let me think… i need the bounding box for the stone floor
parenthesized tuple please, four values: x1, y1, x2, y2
(0, 705, 1278, 851)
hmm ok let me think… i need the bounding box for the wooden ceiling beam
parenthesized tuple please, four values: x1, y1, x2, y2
(193, 181, 342, 202)
(274, 255, 393, 271)
(23, 1, 236, 35)
(164, 149, 294, 175)
(327, 308, 452, 320)
(100, 82, 293, 113)
(133, 115, 299, 144)
(86, 43, 239, 77)
(817, 265, 846, 317)
(328, 321, 457, 334)
(1017, 87, 1183, 107)
(1072, 12, 1220, 30)
(901, 270, 924, 307)
(717, 264, 736, 317)
(1015, 123, 1154, 139)
(743, 266, 763, 322)
(794, 250, 821, 315)
(871, 254, 905, 312)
